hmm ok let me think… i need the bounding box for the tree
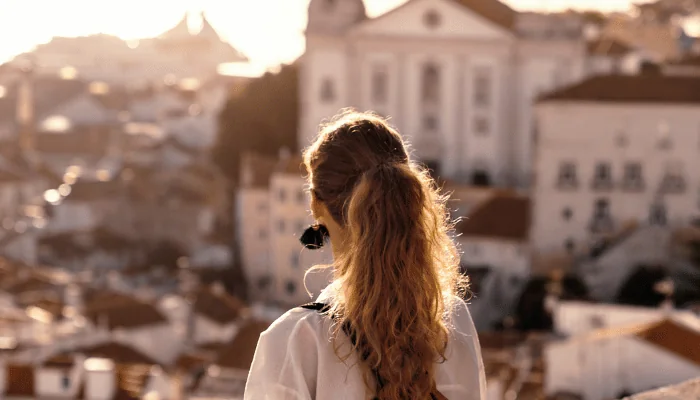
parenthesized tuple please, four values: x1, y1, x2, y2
(615, 264, 667, 307)
(212, 63, 299, 185)
(211, 64, 299, 303)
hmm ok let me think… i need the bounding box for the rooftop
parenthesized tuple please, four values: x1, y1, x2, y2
(456, 194, 530, 241)
(539, 74, 700, 104)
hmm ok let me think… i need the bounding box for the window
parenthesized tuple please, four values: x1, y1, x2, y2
(557, 161, 578, 188)
(615, 130, 628, 148)
(371, 65, 388, 103)
(562, 207, 573, 221)
(320, 78, 335, 102)
(565, 239, 575, 254)
(257, 276, 271, 290)
(423, 9, 442, 28)
(589, 198, 614, 234)
(421, 63, 440, 103)
(660, 161, 686, 194)
(423, 114, 439, 131)
(592, 162, 613, 190)
(473, 66, 492, 107)
(622, 162, 644, 191)
(277, 219, 285, 233)
(278, 188, 286, 202)
(471, 170, 491, 187)
(657, 121, 672, 150)
(286, 280, 296, 295)
(474, 116, 490, 135)
(296, 220, 305, 233)
(290, 252, 300, 269)
(649, 201, 667, 226)
(62, 374, 70, 389)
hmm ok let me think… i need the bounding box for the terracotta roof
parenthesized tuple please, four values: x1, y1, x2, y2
(669, 54, 700, 67)
(634, 319, 700, 366)
(175, 351, 214, 371)
(457, 195, 530, 241)
(73, 342, 158, 365)
(5, 364, 35, 397)
(454, 0, 516, 30)
(539, 74, 700, 104)
(587, 38, 634, 56)
(84, 299, 168, 330)
(215, 320, 271, 370)
(193, 288, 246, 325)
(43, 353, 76, 368)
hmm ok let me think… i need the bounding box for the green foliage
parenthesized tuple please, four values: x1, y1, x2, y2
(212, 64, 299, 185)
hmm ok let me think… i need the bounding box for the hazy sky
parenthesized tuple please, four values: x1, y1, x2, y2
(0, 0, 640, 67)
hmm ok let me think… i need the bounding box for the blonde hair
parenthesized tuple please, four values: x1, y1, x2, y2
(303, 111, 468, 399)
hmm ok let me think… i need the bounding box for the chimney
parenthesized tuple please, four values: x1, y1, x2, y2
(84, 358, 116, 400)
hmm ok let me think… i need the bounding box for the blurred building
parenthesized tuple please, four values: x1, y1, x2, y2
(5, 12, 247, 87)
(236, 151, 333, 307)
(531, 73, 700, 258)
(301, 0, 602, 189)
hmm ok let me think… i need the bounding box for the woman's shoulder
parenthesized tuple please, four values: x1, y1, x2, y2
(261, 304, 331, 342)
(446, 295, 479, 339)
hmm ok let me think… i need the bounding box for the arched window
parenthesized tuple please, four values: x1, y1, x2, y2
(421, 63, 440, 103)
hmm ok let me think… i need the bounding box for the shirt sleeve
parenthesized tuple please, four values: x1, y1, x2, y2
(244, 311, 320, 400)
(452, 298, 488, 399)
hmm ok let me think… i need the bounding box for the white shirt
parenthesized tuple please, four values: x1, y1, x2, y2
(244, 287, 487, 400)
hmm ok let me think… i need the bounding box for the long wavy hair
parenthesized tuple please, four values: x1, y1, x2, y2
(303, 111, 468, 399)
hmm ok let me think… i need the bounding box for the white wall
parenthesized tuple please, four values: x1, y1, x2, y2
(553, 301, 697, 337)
(237, 188, 273, 301)
(35, 365, 83, 398)
(268, 173, 333, 306)
(532, 102, 700, 253)
(113, 323, 182, 366)
(546, 335, 700, 400)
(302, 0, 588, 189)
(193, 315, 238, 345)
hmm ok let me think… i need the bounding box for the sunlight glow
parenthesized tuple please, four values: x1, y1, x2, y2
(89, 81, 110, 95)
(0, 86, 6, 99)
(41, 115, 71, 132)
(43, 189, 61, 204)
(59, 66, 78, 80)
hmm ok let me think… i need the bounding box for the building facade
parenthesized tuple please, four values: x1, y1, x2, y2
(301, 0, 590, 188)
(531, 74, 700, 255)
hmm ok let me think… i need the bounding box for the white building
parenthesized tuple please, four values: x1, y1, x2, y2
(531, 73, 700, 256)
(236, 152, 332, 307)
(545, 317, 700, 400)
(300, 0, 593, 188)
